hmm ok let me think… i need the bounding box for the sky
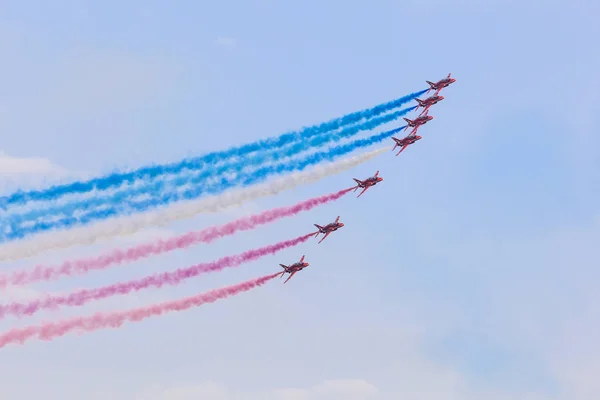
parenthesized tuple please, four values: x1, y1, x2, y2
(0, 0, 599, 399)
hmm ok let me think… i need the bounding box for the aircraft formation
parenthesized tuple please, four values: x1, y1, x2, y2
(279, 73, 456, 283)
(0, 73, 456, 348)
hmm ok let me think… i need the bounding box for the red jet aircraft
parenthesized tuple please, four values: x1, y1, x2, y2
(391, 134, 422, 156)
(415, 95, 444, 116)
(352, 170, 383, 198)
(279, 255, 309, 284)
(426, 73, 456, 95)
(403, 115, 433, 134)
(314, 216, 344, 244)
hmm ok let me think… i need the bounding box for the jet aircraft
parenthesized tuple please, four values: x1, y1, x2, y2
(314, 216, 344, 244)
(279, 255, 310, 284)
(426, 73, 456, 95)
(403, 115, 433, 134)
(352, 170, 383, 198)
(391, 134, 422, 156)
(415, 95, 443, 116)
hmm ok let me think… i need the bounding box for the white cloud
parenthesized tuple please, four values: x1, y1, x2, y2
(150, 381, 229, 400)
(215, 37, 236, 47)
(276, 379, 378, 400)
(39, 53, 174, 116)
(0, 51, 180, 137)
(139, 379, 378, 400)
(138, 375, 550, 400)
(0, 152, 72, 192)
(0, 152, 67, 179)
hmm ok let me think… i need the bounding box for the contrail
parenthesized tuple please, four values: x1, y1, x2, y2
(6, 106, 414, 236)
(0, 146, 389, 261)
(0, 188, 352, 287)
(5, 125, 404, 242)
(0, 89, 426, 210)
(0, 272, 280, 349)
(0, 234, 313, 320)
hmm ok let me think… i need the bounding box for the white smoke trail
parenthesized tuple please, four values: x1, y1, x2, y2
(0, 147, 390, 261)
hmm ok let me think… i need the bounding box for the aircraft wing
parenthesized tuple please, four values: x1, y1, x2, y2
(279, 264, 289, 278)
(352, 178, 364, 188)
(283, 271, 297, 284)
(396, 144, 410, 156)
(356, 186, 370, 198)
(418, 107, 430, 117)
(317, 231, 331, 244)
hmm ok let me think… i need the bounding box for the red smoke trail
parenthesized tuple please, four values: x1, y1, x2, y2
(0, 187, 353, 288)
(0, 234, 313, 320)
(0, 272, 280, 349)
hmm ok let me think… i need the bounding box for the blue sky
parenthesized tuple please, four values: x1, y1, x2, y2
(0, 0, 599, 399)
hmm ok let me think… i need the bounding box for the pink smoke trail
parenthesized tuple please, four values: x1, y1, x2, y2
(0, 234, 313, 320)
(0, 272, 280, 349)
(0, 187, 353, 288)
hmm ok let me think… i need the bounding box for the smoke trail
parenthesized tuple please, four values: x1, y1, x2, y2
(0, 147, 389, 261)
(0, 234, 313, 319)
(0, 89, 426, 209)
(8, 105, 415, 231)
(0, 188, 352, 287)
(5, 124, 404, 242)
(0, 272, 279, 348)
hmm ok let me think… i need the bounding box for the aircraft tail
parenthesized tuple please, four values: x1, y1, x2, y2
(313, 224, 323, 235)
(391, 137, 399, 151)
(415, 98, 424, 107)
(278, 264, 288, 277)
(403, 117, 412, 124)
(352, 178, 363, 190)
(426, 80, 435, 87)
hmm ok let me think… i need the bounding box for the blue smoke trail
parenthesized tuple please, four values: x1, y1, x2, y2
(8, 105, 417, 226)
(2, 126, 405, 242)
(0, 89, 427, 209)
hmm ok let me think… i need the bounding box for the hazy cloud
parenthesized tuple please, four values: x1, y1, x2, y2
(0, 151, 70, 191)
(215, 37, 236, 47)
